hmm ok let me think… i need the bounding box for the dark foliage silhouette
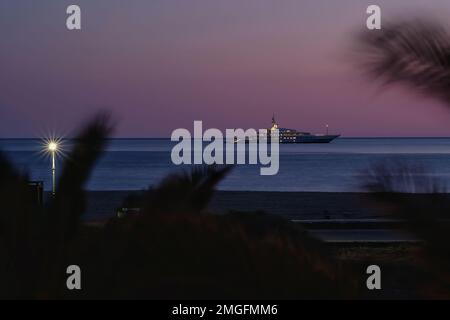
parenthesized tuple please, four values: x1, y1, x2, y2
(0, 113, 112, 298)
(356, 18, 450, 296)
(362, 160, 450, 297)
(364, 159, 446, 194)
(90, 165, 353, 299)
(143, 165, 233, 214)
(0, 117, 354, 299)
(356, 19, 450, 105)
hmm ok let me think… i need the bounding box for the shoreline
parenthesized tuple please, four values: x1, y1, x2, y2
(70, 190, 393, 221)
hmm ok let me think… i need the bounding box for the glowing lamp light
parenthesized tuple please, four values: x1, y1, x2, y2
(40, 137, 65, 196)
(45, 140, 60, 196)
(48, 141, 58, 152)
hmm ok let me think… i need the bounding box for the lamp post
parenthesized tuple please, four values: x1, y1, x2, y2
(48, 141, 58, 196)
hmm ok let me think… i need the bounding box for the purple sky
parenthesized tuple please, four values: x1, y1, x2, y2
(2, 0, 450, 137)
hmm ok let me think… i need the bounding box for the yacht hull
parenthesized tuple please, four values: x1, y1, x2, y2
(236, 134, 340, 144)
(292, 134, 340, 143)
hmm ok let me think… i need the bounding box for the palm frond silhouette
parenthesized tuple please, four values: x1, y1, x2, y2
(356, 19, 450, 105)
(48, 113, 113, 241)
(0, 113, 112, 298)
(144, 165, 232, 214)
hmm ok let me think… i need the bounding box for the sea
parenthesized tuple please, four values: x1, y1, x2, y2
(1, 138, 450, 192)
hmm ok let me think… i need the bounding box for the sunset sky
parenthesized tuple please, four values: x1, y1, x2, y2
(2, 0, 450, 137)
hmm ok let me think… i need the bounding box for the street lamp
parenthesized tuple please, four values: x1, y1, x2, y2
(47, 141, 58, 195)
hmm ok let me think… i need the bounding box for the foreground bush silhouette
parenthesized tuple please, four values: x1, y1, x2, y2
(73, 166, 355, 299)
(0, 115, 354, 299)
(355, 17, 450, 297)
(362, 159, 450, 297)
(0, 113, 112, 298)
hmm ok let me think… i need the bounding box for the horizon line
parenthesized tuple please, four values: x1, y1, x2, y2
(3, 136, 450, 140)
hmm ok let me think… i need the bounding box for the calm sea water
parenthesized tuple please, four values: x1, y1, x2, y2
(1, 138, 450, 192)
